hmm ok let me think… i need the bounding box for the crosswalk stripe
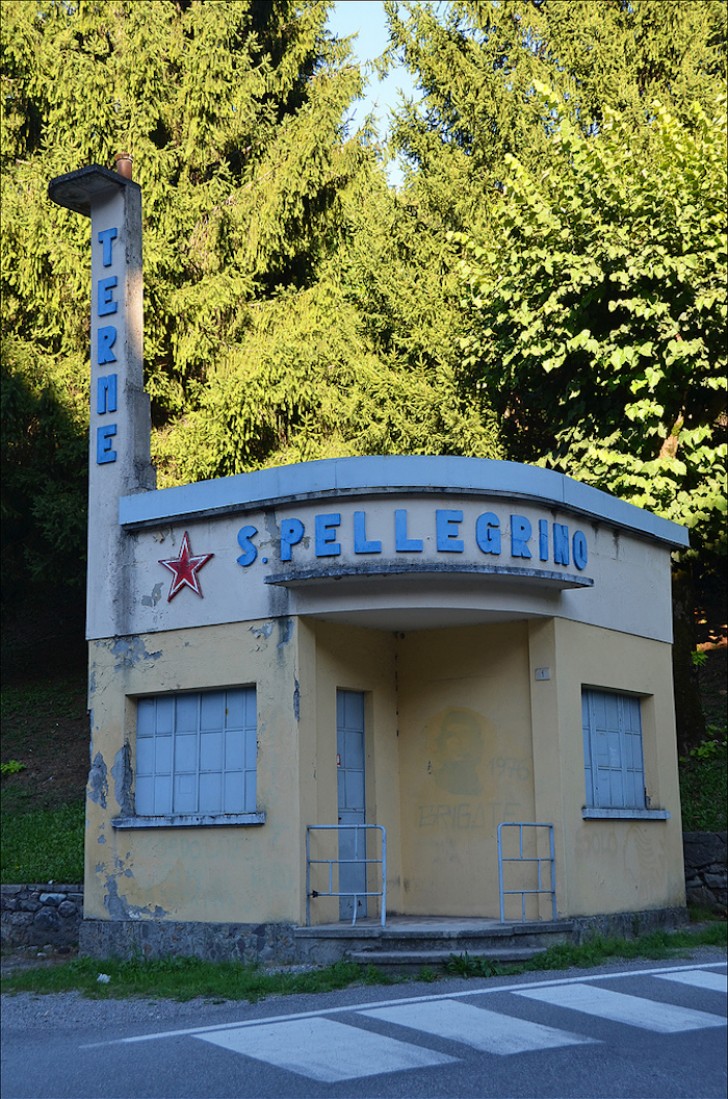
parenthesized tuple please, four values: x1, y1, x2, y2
(193, 1016, 456, 1083)
(516, 983, 727, 1033)
(654, 970, 728, 994)
(361, 999, 596, 1055)
(92, 964, 725, 1048)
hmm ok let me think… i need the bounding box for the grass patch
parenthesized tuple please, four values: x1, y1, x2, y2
(688, 902, 726, 923)
(444, 922, 727, 979)
(0, 672, 86, 734)
(0, 679, 84, 726)
(0, 956, 390, 1001)
(0, 802, 84, 884)
(3, 924, 724, 1001)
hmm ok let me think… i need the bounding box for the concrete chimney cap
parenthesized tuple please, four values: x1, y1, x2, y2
(48, 164, 139, 217)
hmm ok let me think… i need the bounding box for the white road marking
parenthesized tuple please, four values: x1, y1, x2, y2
(81, 962, 727, 1048)
(193, 1016, 455, 1083)
(516, 982, 727, 1033)
(361, 999, 596, 1055)
(654, 969, 727, 994)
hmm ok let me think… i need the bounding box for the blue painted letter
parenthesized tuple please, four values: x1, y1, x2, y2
(395, 509, 423, 552)
(97, 325, 117, 364)
(236, 525, 258, 567)
(553, 524, 570, 566)
(280, 518, 305, 562)
(315, 513, 341, 557)
(98, 227, 118, 267)
(475, 512, 501, 555)
(436, 509, 464, 553)
(538, 519, 549, 562)
(96, 423, 117, 464)
(573, 531, 588, 571)
(353, 511, 381, 554)
(97, 276, 118, 316)
(97, 374, 118, 414)
(510, 515, 532, 558)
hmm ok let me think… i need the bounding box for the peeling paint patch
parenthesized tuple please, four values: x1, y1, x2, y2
(103, 876, 129, 919)
(111, 636, 162, 668)
(277, 618, 293, 648)
(97, 835, 106, 845)
(250, 622, 273, 641)
(111, 743, 134, 817)
(88, 753, 108, 808)
(141, 582, 164, 608)
(103, 875, 169, 920)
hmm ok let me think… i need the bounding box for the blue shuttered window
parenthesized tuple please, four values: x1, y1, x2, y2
(582, 688, 645, 810)
(135, 688, 257, 816)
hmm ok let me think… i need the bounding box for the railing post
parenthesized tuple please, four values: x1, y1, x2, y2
(549, 824, 557, 920)
(497, 822, 556, 923)
(380, 825, 387, 928)
(497, 823, 506, 922)
(305, 827, 311, 927)
(305, 824, 387, 928)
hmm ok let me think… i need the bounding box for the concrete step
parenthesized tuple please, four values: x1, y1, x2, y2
(294, 919, 576, 966)
(350, 946, 547, 973)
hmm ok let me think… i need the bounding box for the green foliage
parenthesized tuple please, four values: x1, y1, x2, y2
(1, 0, 358, 592)
(416, 965, 439, 983)
(0, 679, 85, 724)
(456, 91, 727, 549)
(679, 737, 727, 831)
(0, 802, 85, 884)
(1, 0, 502, 608)
(444, 923, 728, 978)
(384, 1, 726, 550)
(158, 170, 501, 481)
(386, 0, 726, 221)
(0, 761, 26, 777)
(445, 950, 502, 978)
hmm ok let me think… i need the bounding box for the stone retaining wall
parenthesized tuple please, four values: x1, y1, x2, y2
(79, 917, 298, 964)
(1, 884, 83, 951)
(683, 831, 728, 913)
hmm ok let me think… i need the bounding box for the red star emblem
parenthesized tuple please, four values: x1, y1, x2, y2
(159, 531, 214, 602)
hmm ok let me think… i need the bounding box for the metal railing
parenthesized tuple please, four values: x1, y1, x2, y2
(306, 824, 387, 927)
(497, 822, 556, 922)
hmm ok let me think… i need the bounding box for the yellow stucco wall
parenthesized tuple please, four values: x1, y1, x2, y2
(86, 619, 307, 924)
(528, 618, 685, 918)
(85, 613, 684, 928)
(396, 622, 535, 917)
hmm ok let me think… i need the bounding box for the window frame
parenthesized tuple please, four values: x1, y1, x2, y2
(581, 686, 669, 822)
(112, 686, 265, 830)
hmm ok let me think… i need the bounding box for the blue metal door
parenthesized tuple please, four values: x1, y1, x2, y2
(336, 690, 367, 920)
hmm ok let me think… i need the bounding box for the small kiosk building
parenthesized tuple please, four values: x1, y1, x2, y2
(49, 165, 689, 963)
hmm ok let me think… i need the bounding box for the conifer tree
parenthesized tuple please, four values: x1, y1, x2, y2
(385, 0, 726, 225)
(1, 0, 501, 611)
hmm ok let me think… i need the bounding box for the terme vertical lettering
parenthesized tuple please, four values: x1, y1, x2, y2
(95, 226, 119, 463)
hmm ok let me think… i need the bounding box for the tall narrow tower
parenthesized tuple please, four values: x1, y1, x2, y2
(48, 164, 155, 640)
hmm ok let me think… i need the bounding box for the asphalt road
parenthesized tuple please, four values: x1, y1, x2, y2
(2, 956, 726, 1099)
